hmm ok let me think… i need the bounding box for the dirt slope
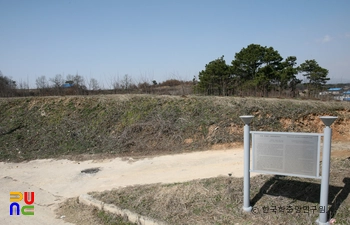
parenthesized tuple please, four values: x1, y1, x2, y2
(1, 95, 349, 162)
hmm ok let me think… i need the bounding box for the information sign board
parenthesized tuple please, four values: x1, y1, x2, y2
(251, 132, 322, 178)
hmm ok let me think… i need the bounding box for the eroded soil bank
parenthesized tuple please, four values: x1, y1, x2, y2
(1, 95, 349, 162)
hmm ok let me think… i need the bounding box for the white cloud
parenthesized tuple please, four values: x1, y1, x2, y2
(321, 35, 332, 43)
(316, 35, 332, 43)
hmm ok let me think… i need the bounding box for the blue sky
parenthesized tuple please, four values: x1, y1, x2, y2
(1, 0, 350, 88)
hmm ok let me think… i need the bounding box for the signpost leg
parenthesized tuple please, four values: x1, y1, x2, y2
(240, 115, 254, 212)
(317, 116, 337, 225)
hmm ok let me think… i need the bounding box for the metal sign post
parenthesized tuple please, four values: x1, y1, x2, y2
(317, 116, 337, 225)
(240, 115, 254, 212)
(240, 115, 337, 224)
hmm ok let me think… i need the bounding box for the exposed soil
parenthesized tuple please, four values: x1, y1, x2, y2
(1, 148, 246, 224)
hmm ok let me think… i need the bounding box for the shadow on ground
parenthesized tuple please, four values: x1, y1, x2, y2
(251, 176, 350, 220)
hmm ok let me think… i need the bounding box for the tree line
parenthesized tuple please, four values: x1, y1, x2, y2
(0, 71, 194, 97)
(0, 44, 331, 98)
(196, 44, 330, 97)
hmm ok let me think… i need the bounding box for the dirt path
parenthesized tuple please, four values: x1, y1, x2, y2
(0, 148, 246, 225)
(2, 146, 349, 225)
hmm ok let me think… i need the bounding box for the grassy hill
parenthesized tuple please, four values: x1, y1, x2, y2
(1, 95, 349, 162)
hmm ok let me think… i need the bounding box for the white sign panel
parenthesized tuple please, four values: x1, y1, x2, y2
(251, 132, 322, 178)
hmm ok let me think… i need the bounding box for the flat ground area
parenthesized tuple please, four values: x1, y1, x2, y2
(2, 146, 349, 225)
(1, 148, 248, 225)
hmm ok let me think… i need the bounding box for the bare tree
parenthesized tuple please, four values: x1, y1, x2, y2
(121, 74, 132, 90)
(74, 75, 85, 87)
(18, 80, 29, 90)
(89, 78, 100, 90)
(36, 76, 49, 89)
(50, 74, 65, 87)
(17, 79, 29, 96)
(66, 74, 86, 95)
(50, 74, 65, 95)
(66, 74, 85, 87)
(66, 74, 74, 84)
(110, 75, 121, 93)
(137, 76, 153, 94)
(35, 76, 50, 96)
(112, 80, 120, 89)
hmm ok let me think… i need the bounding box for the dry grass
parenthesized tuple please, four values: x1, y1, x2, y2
(1, 95, 350, 162)
(91, 158, 350, 225)
(56, 197, 136, 225)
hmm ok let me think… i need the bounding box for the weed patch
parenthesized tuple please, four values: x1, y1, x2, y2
(91, 158, 350, 225)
